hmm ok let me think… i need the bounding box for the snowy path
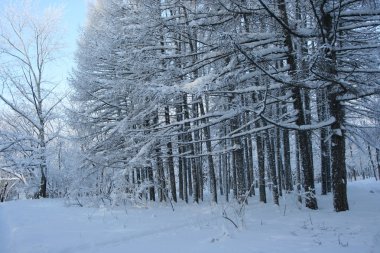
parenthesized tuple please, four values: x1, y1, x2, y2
(1, 179, 380, 253)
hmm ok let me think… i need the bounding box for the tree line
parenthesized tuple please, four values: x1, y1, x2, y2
(68, 0, 380, 212)
(1, 0, 380, 212)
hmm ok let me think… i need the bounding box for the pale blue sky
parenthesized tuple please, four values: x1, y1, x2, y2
(0, 0, 91, 88)
(41, 0, 90, 87)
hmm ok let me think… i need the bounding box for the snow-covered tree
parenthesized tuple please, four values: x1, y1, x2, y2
(70, 0, 380, 212)
(0, 1, 65, 198)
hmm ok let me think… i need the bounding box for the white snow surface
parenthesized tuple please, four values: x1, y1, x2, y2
(1, 179, 380, 253)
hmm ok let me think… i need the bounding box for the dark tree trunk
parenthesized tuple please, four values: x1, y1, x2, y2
(244, 135, 253, 196)
(183, 94, 198, 203)
(222, 125, 230, 202)
(256, 132, 267, 203)
(176, 102, 185, 201)
(368, 145, 378, 181)
(242, 96, 255, 196)
(321, 10, 348, 212)
(265, 130, 279, 205)
(156, 150, 166, 202)
(321, 126, 331, 195)
(275, 127, 283, 197)
(38, 167, 47, 198)
(303, 89, 315, 190)
(0, 182, 8, 202)
(190, 157, 199, 203)
(282, 128, 293, 192)
(183, 155, 189, 203)
(247, 134, 255, 196)
(317, 89, 332, 195)
(218, 155, 223, 196)
(154, 110, 166, 202)
(298, 126, 318, 209)
(231, 114, 245, 204)
(330, 95, 349, 211)
(295, 133, 302, 204)
(192, 97, 203, 201)
(376, 149, 380, 180)
(148, 166, 155, 201)
(232, 146, 238, 199)
(187, 158, 193, 197)
(38, 132, 48, 198)
(178, 144, 184, 201)
(280, 86, 292, 192)
(199, 98, 217, 203)
(165, 106, 177, 202)
(276, 0, 317, 210)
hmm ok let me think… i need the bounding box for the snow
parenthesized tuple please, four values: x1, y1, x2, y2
(1, 179, 380, 253)
(182, 74, 217, 94)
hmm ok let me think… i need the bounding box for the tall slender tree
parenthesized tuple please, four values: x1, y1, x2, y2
(0, 1, 65, 198)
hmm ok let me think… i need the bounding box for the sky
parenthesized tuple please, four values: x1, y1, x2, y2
(41, 0, 91, 87)
(0, 0, 92, 89)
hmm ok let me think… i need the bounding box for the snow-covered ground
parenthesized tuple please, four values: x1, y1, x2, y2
(1, 179, 380, 253)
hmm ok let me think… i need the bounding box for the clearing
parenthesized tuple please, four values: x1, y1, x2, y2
(1, 179, 380, 253)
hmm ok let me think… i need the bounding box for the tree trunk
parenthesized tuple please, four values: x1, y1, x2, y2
(154, 110, 166, 202)
(281, 89, 293, 192)
(282, 128, 293, 192)
(183, 155, 189, 203)
(330, 95, 349, 211)
(38, 129, 47, 198)
(38, 166, 47, 198)
(147, 166, 155, 201)
(165, 106, 177, 202)
(183, 94, 198, 203)
(192, 97, 203, 201)
(376, 149, 380, 181)
(276, 0, 317, 209)
(176, 102, 185, 201)
(218, 155, 223, 196)
(295, 133, 302, 204)
(199, 97, 217, 203)
(222, 125, 230, 202)
(317, 89, 332, 195)
(368, 145, 378, 181)
(247, 134, 255, 196)
(302, 89, 315, 188)
(242, 96, 255, 197)
(256, 132, 266, 203)
(265, 130, 279, 205)
(231, 115, 245, 203)
(322, 10, 348, 212)
(275, 127, 283, 197)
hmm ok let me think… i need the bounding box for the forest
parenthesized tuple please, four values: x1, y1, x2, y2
(0, 0, 380, 215)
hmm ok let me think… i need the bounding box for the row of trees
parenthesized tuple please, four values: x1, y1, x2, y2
(70, 0, 380, 212)
(0, 1, 379, 212)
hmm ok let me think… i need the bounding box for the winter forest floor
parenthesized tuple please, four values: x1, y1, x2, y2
(1, 179, 380, 253)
